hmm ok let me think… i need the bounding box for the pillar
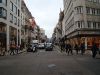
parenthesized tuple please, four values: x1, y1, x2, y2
(6, 25, 9, 51)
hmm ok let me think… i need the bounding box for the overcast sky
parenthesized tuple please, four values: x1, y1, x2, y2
(24, 0, 63, 38)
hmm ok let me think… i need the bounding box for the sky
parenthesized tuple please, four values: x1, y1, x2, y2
(24, 0, 63, 38)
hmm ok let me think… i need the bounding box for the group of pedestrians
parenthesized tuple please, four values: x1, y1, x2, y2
(9, 43, 20, 55)
(59, 41, 100, 58)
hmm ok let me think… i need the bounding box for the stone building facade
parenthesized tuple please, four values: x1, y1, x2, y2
(63, 0, 100, 49)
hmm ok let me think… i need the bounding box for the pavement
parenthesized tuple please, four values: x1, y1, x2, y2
(55, 45, 94, 54)
(0, 46, 100, 75)
(1, 49, 27, 56)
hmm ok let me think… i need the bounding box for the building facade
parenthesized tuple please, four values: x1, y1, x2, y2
(63, 0, 100, 49)
(39, 28, 46, 43)
(0, 0, 21, 55)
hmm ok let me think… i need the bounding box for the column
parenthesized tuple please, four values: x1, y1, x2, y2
(6, 25, 9, 51)
(85, 37, 87, 50)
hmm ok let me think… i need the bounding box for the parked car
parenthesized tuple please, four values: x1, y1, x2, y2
(38, 43, 45, 49)
(45, 43, 53, 51)
(27, 44, 37, 52)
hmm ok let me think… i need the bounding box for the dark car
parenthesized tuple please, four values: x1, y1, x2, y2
(45, 43, 53, 51)
(27, 44, 37, 52)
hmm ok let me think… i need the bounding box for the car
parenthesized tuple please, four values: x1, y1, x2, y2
(27, 44, 37, 52)
(45, 43, 53, 51)
(38, 43, 45, 49)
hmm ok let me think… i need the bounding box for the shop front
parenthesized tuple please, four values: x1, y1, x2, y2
(0, 22, 6, 55)
(65, 29, 100, 50)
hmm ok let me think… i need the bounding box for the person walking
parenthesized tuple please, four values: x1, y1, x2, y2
(65, 43, 68, 53)
(15, 45, 20, 54)
(91, 42, 98, 58)
(60, 41, 64, 52)
(67, 43, 73, 55)
(74, 44, 79, 55)
(10, 43, 15, 55)
(80, 42, 85, 55)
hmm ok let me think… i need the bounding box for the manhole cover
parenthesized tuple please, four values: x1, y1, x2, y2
(48, 64, 56, 68)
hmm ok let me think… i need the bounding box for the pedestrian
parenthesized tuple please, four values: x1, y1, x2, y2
(60, 41, 63, 52)
(65, 42, 69, 53)
(91, 42, 98, 58)
(80, 42, 85, 55)
(10, 43, 15, 55)
(99, 44, 100, 55)
(74, 44, 79, 55)
(67, 43, 73, 55)
(15, 45, 20, 54)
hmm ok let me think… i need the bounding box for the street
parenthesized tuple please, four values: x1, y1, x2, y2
(0, 47, 100, 75)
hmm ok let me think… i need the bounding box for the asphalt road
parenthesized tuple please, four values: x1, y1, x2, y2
(0, 47, 100, 75)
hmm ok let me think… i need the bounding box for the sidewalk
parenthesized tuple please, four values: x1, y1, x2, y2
(5, 49, 27, 56)
(54, 45, 93, 55)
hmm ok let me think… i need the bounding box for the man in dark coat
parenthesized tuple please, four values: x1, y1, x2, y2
(91, 43, 98, 58)
(74, 44, 79, 55)
(80, 42, 85, 55)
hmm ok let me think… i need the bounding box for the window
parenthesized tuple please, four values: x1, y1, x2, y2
(13, 5, 17, 14)
(0, 0, 2, 3)
(10, 13, 13, 23)
(87, 21, 91, 28)
(2, 0, 7, 6)
(18, 0, 20, 7)
(77, 21, 83, 28)
(10, 1, 13, 11)
(18, 19, 20, 26)
(18, 9, 20, 16)
(93, 22, 96, 29)
(0, 0, 7, 6)
(2, 8, 7, 19)
(93, 0, 97, 2)
(75, 6, 83, 14)
(98, 22, 100, 28)
(0, 7, 2, 17)
(86, 7, 91, 14)
(14, 16, 17, 25)
(0, 7, 7, 19)
(15, 0, 17, 4)
(97, 9, 100, 15)
(91, 8, 95, 15)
